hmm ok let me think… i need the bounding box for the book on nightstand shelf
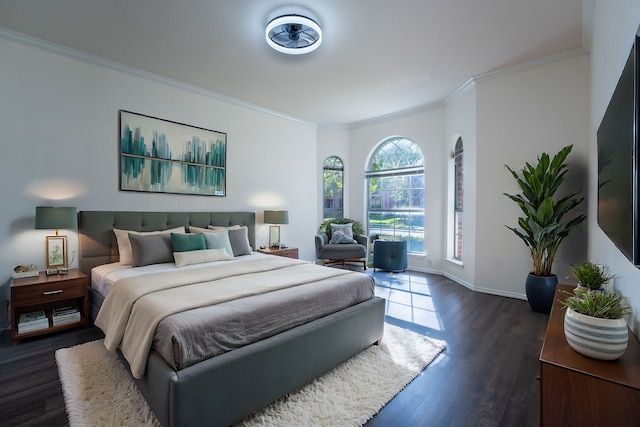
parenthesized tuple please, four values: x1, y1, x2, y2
(52, 306, 81, 326)
(17, 310, 49, 334)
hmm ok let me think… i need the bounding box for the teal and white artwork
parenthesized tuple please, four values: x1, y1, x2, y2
(119, 110, 226, 196)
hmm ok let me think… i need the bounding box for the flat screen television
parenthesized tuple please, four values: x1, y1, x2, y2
(597, 34, 640, 266)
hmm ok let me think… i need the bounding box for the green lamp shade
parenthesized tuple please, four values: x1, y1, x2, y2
(35, 206, 78, 230)
(264, 210, 289, 225)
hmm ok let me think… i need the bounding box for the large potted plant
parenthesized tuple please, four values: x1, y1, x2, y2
(504, 145, 586, 313)
(561, 289, 630, 360)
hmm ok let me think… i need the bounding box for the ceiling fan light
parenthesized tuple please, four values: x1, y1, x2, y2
(265, 14, 322, 55)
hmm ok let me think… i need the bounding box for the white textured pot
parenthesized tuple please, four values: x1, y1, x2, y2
(564, 308, 628, 360)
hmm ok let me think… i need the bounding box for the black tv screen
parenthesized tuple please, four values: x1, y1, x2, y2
(597, 35, 640, 266)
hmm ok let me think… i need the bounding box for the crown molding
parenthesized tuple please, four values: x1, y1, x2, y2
(443, 78, 476, 106)
(472, 46, 588, 85)
(0, 26, 317, 129)
(2, 25, 588, 130)
(350, 46, 588, 128)
(349, 102, 445, 129)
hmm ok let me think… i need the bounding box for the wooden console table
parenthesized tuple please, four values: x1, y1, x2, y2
(539, 284, 640, 425)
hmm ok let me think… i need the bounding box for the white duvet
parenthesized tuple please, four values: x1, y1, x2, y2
(94, 256, 354, 379)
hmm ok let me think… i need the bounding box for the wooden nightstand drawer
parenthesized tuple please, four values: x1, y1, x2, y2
(257, 247, 299, 259)
(12, 278, 85, 307)
(279, 248, 298, 258)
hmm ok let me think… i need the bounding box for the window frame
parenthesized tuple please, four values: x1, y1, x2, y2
(365, 137, 425, 254)
(322, 156, 344, 221)
(452, 137, 464, 261)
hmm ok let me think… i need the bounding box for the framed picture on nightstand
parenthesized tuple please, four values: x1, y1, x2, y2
(46, 235, 67, 269)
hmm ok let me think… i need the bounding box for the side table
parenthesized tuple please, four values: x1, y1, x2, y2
(10, 269, 88, 341)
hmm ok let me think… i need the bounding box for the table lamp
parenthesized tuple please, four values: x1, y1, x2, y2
(264, 210, 289, 248)
(35, 206, 77, 274)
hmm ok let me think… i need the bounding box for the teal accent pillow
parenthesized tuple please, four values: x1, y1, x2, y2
(171, 233, 207, 252)
(329, 230, 358, 244)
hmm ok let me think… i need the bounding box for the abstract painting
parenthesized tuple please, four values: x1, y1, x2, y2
(119, 110, 226, 196)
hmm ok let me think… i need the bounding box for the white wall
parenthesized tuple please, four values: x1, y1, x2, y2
(0, 34, 319, 324)
(442, 84, 477, 288)
(349, 108, 446, 273)
(589, 0, 640, 335)
(348, 52, 589, 300)
(474, 54, 590, 299)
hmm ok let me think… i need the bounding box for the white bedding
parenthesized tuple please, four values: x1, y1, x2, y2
(92, 253, 376, 377)
(91, 252, 270, 297)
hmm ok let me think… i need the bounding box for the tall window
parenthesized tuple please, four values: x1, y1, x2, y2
(453, 137, 464, 260)
(366, 137, 424, 253)
(323, 156, 344, 220)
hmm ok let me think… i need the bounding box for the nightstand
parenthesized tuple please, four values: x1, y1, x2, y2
(10, 269, 88, 342)
(257, 247, 299, 259)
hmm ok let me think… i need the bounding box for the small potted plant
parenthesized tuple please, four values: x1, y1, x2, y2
(561, 289, 631, 360)
(570, 261, 615, 291)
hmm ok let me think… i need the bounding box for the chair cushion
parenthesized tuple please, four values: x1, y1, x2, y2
(319, 243, 366, 260)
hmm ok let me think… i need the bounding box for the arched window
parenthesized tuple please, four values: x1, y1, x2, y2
(453, 137, 464, 260)
(323, 156, 344, 220)
(366, 137, 424, 253)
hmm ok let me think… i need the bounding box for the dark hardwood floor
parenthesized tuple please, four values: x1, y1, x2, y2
(0, 270, 548, 427)
(365, 271, 548, 427)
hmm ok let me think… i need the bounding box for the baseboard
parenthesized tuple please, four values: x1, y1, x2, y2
(406, 268, 528, 301)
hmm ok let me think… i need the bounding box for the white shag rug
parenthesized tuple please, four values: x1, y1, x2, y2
(56, 324, 446, 427)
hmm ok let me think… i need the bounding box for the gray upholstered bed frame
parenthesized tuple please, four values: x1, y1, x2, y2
(78, 210, 386, 427)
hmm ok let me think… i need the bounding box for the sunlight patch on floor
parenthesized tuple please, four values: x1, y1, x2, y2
(372, 271, 444, 331)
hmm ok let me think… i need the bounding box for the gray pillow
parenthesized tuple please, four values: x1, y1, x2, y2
(330, 230, 357, 244)
(128, 233, 174, 267)
(228, 226, 252, 256)
(330, 223, 353, 239)
(202, 230, 235, 257)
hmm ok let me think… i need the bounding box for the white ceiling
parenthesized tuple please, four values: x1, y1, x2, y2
(0, 0, 585, 125)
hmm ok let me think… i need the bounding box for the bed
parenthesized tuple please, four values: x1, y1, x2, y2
(78, 210, 386, 427)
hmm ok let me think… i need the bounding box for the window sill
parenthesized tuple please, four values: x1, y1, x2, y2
(445, 257, 463, 267)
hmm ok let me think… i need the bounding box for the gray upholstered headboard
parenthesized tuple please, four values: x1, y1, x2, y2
(78, 211, 256, 282)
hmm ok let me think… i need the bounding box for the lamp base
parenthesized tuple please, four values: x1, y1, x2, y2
(268, 225, 281, 249)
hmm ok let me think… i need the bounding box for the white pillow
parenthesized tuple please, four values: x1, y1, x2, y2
(173, 248, 234, 267)
(114, 226, 186, 265)
(188, 226, 215, 234)
(208, 224, 242, 230)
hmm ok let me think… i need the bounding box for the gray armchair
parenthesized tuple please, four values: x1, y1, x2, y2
(315, 232, 367, 269)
